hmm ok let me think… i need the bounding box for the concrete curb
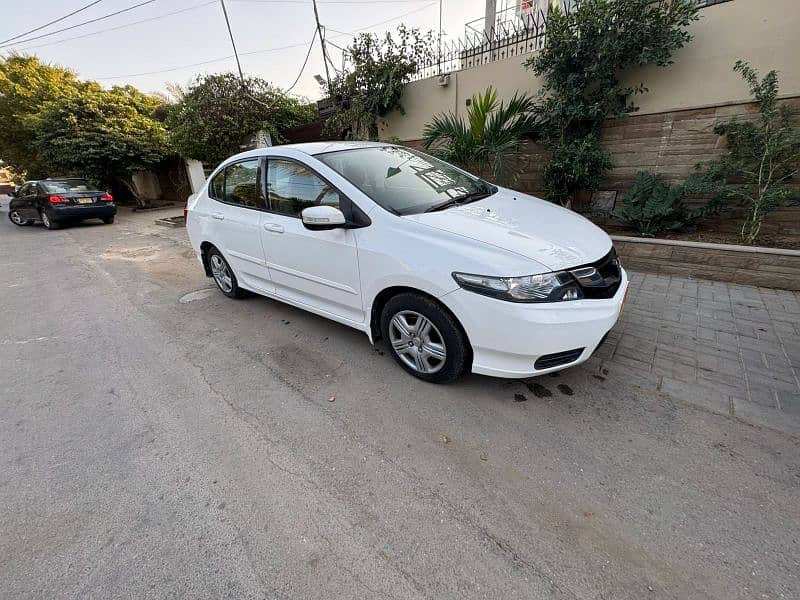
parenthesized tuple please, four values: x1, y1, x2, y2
(610, 235, 800, 257)
(612, 237, 800, 291)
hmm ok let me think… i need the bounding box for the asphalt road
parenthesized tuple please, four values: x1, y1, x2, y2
(1, 203, 798, 599)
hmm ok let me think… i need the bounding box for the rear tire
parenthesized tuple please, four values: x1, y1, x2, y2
(380, 292, 468, 383)
(207, 247, 247, 299)
(102, 216, 115, 224)
(9, 209, 33, 226)
(40, 209, 61, 230)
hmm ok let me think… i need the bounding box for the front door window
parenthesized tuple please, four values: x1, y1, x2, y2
(267, 159, 341, 217)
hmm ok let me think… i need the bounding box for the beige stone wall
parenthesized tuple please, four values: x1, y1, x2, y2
(598, 97, 800, 195)
(381, 0, 800, 141)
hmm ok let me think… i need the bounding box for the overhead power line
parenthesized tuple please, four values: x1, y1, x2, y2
(94, 41, 311, 79)
(0, 0, 157, 49)
(6, 0, 427, 54)
(285, 29, 318, 93)
(0, 0, 104, 45)
(89, 2, 438, 86)
(13, 2, 218, 53)
(231, 0, 431, 3)
(326, 1, 437, 35)
(96, 56, 237, 79)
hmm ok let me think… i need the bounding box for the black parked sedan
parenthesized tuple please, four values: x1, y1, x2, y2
(8, 178, 116, 230)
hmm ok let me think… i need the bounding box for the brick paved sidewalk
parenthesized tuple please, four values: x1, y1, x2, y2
(583, 271, 800, 436)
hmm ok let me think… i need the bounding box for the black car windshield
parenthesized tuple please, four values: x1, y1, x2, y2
(42, 180, 93, 193)
(316, 146, 495, 215)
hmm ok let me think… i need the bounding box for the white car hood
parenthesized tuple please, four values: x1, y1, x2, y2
(405, 189, 612, 272)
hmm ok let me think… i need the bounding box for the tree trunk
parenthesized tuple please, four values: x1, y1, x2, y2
(118, 175, 149, 208)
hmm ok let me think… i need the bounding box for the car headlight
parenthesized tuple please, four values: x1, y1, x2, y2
(452, 271, 583, 303)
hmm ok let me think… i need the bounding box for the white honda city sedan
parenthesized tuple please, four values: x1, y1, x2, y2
(186, 142, 627, 383)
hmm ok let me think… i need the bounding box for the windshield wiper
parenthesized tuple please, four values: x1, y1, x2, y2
(424, 189, 493, 213)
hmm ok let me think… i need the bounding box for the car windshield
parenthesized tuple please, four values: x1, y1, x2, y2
(316, 146, 495, 215)
(42, 180, 93, 193)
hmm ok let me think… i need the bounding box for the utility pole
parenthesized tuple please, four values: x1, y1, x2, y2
(312, 0, 332, 92)
(484, 0, 497, 41)
(220, 0, 245, 83)
(437, 0, 442, 74)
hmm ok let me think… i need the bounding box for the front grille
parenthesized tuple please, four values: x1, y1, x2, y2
(569, 248, 621, 299)
(534, 348, 585, 370)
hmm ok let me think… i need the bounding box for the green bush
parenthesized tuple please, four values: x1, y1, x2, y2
(613, 171, 716, 237)
(701, 61, 800, 244)
(422, 86, 538, 185)
(325, 26, 435, 140)
(165, 73, 315, 166)
(525, 0, 699, 206)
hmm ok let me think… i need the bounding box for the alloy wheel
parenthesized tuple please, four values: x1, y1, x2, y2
(388, 310, 447, 374)
(40, 210, 51, 228)
(9, 210, 24, 225)
(210, 254, 233, 293)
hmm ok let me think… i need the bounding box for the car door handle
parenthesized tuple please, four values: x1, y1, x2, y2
(263, 223, 284, 233)
(211, 212, 225, 220)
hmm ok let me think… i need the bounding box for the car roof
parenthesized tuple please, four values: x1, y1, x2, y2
(25, 178, 88, 184)
(213, 141, 395, 172)
(276, 141, 389, 156)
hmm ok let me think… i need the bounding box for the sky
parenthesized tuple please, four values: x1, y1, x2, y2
(1, 0, 489, 100)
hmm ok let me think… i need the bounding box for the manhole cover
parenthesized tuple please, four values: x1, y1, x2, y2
(179, 288, 216, 303)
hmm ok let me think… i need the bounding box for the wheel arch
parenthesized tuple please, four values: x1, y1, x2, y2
(369, 286, 473, 366)
(199, 241, 215, 277)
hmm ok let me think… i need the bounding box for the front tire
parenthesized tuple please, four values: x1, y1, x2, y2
(9, 209, 33, 226)
(40, 209, 61, 230)
(381, 292, 469, 383)
(207, 247, 246, 299)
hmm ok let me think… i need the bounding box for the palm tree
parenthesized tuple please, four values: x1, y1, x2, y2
(422, 86, 538, 185)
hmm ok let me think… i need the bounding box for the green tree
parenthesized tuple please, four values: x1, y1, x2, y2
(33, 84, 170, 205)
(703, 61, 800, 244)
(525, 0, 699, 206)
(0, 55, 85, 175)
(326, 25, 435, 140)
(165, 73, 315, 166)
(422, 86, 538, 185)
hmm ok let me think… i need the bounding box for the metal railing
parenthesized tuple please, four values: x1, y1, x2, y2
(411, 2, 573, 81)
(411, 0, 729, 82)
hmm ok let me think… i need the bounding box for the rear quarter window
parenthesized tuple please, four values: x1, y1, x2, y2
(209, 172, 224, 199)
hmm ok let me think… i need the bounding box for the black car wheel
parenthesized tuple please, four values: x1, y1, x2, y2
(9, 209, 33, 226)
(380, 292, 469, 384)
(207, 247, 247, 299)
(40, 209, 61, 230)
(102, 216, 114, 224)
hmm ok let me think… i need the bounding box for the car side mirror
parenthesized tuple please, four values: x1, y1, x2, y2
(10, 189, 18, 197)
(301, 205, 347, 230)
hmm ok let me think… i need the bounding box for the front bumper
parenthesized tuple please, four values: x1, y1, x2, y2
(442, 268, 628, 378)
(51, 204, 117, 221)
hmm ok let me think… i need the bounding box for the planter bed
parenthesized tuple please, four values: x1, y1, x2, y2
(612, 236, 800, 291)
